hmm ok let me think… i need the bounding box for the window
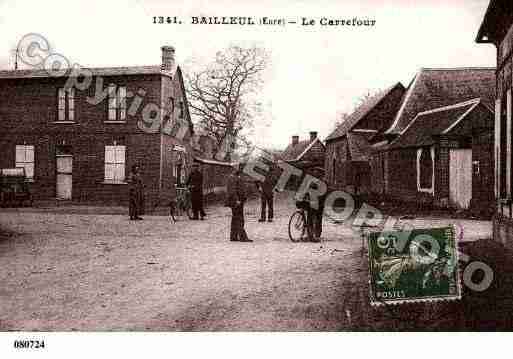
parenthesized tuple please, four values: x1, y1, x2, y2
(178, 100, 184, 119)
(104, 145, 126, 182)
(107, 85, 127, 121)
(57, 87, 75, 122)
(15, 145, 35, 180)
(417, 147, 434, 193)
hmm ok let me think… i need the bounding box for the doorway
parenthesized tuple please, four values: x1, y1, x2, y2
(56, 146, 73, 200)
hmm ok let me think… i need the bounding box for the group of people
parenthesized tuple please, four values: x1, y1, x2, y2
(127, 162, 325, 243)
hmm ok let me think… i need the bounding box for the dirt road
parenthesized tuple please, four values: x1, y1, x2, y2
(0, 195, 504, 331)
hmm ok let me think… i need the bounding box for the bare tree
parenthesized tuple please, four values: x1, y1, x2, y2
(185, 45, 268, 161)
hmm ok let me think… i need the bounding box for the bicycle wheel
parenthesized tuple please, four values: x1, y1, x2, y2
(289, 210, 306, 242)
(185, 204, 194, 220)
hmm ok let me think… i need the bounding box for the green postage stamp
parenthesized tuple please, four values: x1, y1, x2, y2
(367, 226, 461, 305)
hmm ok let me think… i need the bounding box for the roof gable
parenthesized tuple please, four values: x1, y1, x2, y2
(385, 68, 495, 135)
(281, 137, 325, 162)
(388, 99, 492, 149)
(325, 82, 405, 142)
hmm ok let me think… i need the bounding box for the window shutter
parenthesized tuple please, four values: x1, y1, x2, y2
(116, 146, 126, 181)
(118, 87, 126, 121)
(15, 145, 26, 163)
(108, 84, 116, 121)
(105, 146, 115, 163)
(68, 88, 75, 122)
(25, 145, 34, 163)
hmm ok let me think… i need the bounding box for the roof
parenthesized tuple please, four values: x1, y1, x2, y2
(0, 65, 177, 79)
(281, 137, 324, 162)
(325, 82, 404, 142)
(476, 0, 513, 43)
(385, 68, 496, 135)
(388, 99, 490, 149)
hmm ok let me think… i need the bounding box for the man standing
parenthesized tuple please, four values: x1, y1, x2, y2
(128, 164, 144, 221)
(186, 163, 206, 220)
(226, 163, 252, 242)
(255, 173, 274, 223)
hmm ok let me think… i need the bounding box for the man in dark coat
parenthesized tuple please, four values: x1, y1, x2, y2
(255, 173, 275, 222)
(226, 164, 252, 242)
(128, 164, 144, 220)
(186, 163, 206, 220)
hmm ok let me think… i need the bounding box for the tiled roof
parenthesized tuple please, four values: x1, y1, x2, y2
(385, 67, 496, 135)
(388, 99, 487, 149)
(0, 65, 177, 79)
(325, 82, 404, 142)
(281, 138, 323, 162)
(476, 0, 512, 43)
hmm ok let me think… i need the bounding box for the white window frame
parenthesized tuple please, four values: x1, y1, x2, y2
(107, 85, 127, 122)
(416, 146, 435, 194)
(57, 87, 75, 122)
(104, 145, 126, 183)
(15, 145, 35, 181)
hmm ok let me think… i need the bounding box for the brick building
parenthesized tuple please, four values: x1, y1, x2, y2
(476, 0, 513, 243)
(386, 99, 494, 211)
(373, 68, 496, 211)
(281, 131, 326, 173)
(324, 83, 405, 194)
(0, 46, 197, 208)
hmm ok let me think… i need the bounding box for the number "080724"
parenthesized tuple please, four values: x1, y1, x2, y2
(13, 340, 45, 349)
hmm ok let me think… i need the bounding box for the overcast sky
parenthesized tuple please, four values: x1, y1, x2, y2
(0, 0, 496, 149)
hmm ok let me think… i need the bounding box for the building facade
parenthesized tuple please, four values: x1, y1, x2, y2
(0, 46, 196, 209)
(371, 67, 495, 211)
(477, 0, 513, 244)
(324, 83, 405, 194)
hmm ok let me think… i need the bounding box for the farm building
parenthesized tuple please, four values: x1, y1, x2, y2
(373, 67, 496, 211)
(0, 46, 202, 209)
(324, 83, 405, 194)
(281, 131, 326, 173)
(386, 99, 494, 211)
(476, 0, 513, 244)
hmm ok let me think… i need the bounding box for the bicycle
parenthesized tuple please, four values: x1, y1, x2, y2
(288, 207, 308, 242)
(170, 187, 194, 222)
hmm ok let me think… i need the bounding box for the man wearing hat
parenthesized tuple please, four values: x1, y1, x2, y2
(186, 162, 206, 220)
(226, 163, 252, 242)
(128, 164, 144, 220)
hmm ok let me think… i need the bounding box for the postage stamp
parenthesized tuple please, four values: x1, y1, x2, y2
(367, 226, 461, 305)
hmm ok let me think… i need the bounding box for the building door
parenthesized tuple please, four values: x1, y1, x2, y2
(56, 147, 73, 200)
(449, 149, 472, 209)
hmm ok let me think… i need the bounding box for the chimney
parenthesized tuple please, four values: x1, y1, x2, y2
(309, 131, 318, 141)
(161, 45, 175, 72)
(292, 135, 299, 145)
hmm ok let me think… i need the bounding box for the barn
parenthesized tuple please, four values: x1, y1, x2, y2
(324, 83, 405, 194)
(385, 99, 494, 212)
(374, 67, 496, 212)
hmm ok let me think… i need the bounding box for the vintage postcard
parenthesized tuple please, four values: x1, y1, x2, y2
(0, 1, 511, 354)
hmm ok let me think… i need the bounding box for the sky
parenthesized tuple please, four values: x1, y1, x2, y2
(0, 0, 496, 150)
